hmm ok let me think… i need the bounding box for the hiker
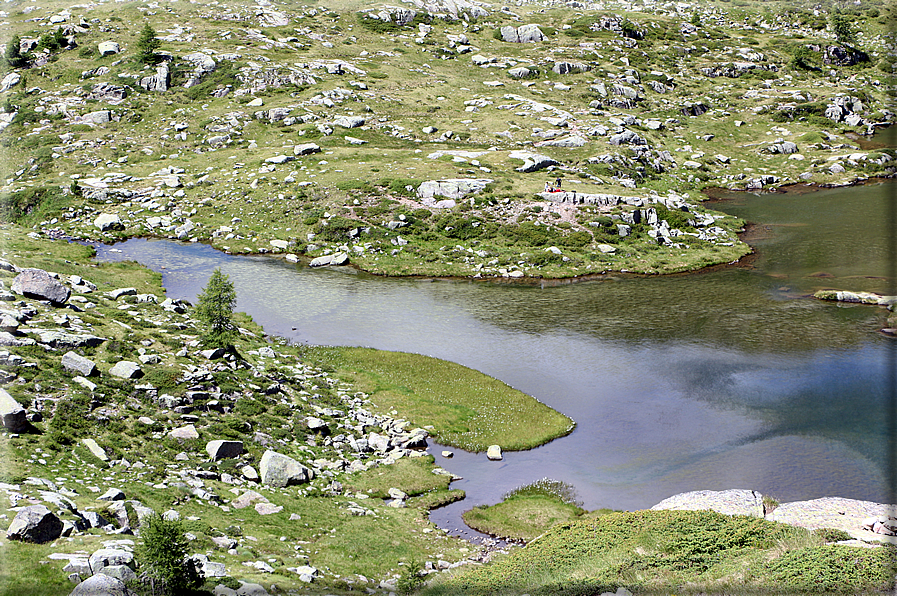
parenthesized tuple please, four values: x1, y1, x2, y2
(544, 181, 552, 193)
(555, 177, 562, 190)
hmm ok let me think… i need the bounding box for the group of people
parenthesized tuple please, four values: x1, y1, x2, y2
(544, 178, 564, 193)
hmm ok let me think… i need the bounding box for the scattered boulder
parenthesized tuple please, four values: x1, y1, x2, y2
(552, 61, 590, 75)
(87, 83, 127, 103)
(207, 440, 244, 460)
(293, 143, 321, 156)
(507, 66, 533, 79)
(109, 361, 142, 379)
(89, 548, 135, 574)
(97, 41, 120, 56)
(6, 505, 63, 543)
(11, 269, 70, 304)
(82, 438, 109, 462)
(94, 213, 123, 231)
(69, 573, 131, 596)
(169, 424, 199, 440)
(501, 24, 545, 43)
(139, 64, 170, 92)
(81, 110, 113, 125)
(62, 352, 97, 376)
(259, 449, 313, 487)
(508, 151, 558, 173)
(0, 388, 27, 432)
(486, 445, 503, 461)
(333, 115, 365, 129)
(824, 45, 868, 67)
(0, 72, 20, 92)
(417, 179, 492, 200)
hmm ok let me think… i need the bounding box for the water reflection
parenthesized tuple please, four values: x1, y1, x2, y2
(96, 181, 895, 536)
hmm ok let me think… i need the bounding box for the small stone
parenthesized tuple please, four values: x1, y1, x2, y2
(486, 445, 503, 460)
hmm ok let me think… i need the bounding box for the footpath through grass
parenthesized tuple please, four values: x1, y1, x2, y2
(305, 347, 574, 452)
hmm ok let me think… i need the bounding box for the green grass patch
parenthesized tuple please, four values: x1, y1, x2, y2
(305, 347, 574, 451)
(462, 479, 586, 541)
(342, 456, 451, 498)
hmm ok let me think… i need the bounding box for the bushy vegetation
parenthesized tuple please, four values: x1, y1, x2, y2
(427, 510, 897, 595)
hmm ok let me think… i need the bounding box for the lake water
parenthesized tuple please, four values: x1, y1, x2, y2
(96, 180, 896, 539)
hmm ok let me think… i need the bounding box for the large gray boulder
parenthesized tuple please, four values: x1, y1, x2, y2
(0, 388, 27, 432)
(651, 489, 765, 518)
(417, 179, 492, 200)
(552, 61, 590, 75)
(6, 505, 63, 543)
(501, 24, 545, 43)
(260, 449, 313, 487)
(62, 351, 97, 376)
(35, 331, 105, 348)
(97, 41, 120, 56)
(508, 151, 558, 173)
(109, 361, 142, 379)
(69, 573, 132, 596)
(81, 110, 113, 125)
(206, 440, 244, 460)
(293, 143, 321, 156)
(139, 63, 170, 92)
(11, 269, 70, 304)
(89, 548, 135, 573)
(94, 213, 123, 231)
(333, 115, 365, 129)
(87, 83, 127, 102)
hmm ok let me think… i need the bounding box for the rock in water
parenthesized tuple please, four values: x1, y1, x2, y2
(486, 445, 503, 460)
(0, 388, 26, 432)
(6, 505, 63, 543)
(11, 269, 70, 304)
(260, 450, 313, 487)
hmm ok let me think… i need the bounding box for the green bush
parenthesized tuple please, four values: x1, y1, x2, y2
(0, 187, 69, 224)
(764, 545, 895, 592)
(136, 514, 204, 594)
(315, 216, 364, 241)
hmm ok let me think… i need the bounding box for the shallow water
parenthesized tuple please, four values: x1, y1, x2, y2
(97, 180, 896, 539)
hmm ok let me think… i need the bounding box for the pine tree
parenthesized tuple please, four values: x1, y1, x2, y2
(135, 23, 161, 65)
(4, 35, 28, 69)
(194, 268, 237, 349)
(830, 12, 856, 46)
(137, 514, 203, 595)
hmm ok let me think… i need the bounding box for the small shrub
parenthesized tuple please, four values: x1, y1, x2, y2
(136, 514, 204, 594)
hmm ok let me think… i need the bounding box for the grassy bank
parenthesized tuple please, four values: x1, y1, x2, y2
(305, 347, 575, 452)
(426, 509, 897, 595)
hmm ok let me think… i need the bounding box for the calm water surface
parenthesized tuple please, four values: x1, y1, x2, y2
(97, 181, 896, 538)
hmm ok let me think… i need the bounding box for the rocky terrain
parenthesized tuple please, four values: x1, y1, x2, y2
(1, 0, 893, 279)
(1, 0, 896, 593)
